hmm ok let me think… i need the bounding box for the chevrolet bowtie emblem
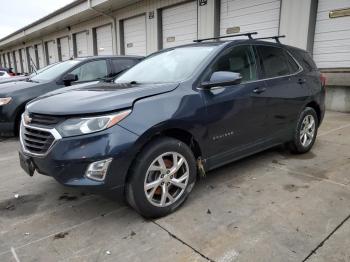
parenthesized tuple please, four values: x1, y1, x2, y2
(24, 114, 32, 125)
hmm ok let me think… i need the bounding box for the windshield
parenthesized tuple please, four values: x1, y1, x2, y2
(115, 46, 216, 84)
(31, 60, 80, 82)
(29, 62, 60, 77)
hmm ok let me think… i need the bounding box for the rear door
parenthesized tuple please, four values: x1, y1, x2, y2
(202, 44, 269, 158)
(255, 45, 306, 138)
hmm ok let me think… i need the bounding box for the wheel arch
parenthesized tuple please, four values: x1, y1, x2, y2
(305, 101, 321, 125)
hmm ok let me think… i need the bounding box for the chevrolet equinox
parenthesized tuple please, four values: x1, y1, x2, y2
(18, 36, 325, 218)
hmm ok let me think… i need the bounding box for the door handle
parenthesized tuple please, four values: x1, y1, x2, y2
(298, 78, 306, 84)
(253, 87, 266, 94)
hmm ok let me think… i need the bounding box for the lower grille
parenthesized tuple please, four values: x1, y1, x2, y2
(21, 126, 55, 155)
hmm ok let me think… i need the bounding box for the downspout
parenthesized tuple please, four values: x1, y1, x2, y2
(88, 0, 117, 55)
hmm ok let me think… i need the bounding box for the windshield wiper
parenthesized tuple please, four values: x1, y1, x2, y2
(26, 79, 40, 83)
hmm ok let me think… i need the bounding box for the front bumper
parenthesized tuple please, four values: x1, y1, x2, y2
(19, 124, 139, 197)
(0, 121, 14, 136)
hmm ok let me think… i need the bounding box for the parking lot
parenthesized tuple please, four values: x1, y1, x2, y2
(0, 111, 349, 262)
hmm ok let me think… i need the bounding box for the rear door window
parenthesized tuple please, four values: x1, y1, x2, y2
(70, 60, 108, 82)
(257, 46, 291, 78)
(111, 58, 139, 75)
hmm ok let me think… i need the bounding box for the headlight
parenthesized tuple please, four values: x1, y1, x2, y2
(0, 97, 12, 106)
(57, 110, 131, 137)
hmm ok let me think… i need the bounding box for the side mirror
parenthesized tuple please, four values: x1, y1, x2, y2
(201, 71, 242, 89)
(62, 74, 78, 86)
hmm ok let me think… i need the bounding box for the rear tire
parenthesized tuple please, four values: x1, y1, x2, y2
(126, 137, 197, 218)
(288, 107, 318, 154)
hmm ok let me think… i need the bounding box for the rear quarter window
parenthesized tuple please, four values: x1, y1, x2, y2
(257, 45, 291, 78)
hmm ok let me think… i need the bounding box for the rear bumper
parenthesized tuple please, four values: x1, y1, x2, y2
(19, 124, 139, 198)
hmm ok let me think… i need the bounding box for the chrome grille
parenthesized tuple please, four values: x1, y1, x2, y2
(29, 114, 63, 128)
(21, 126, 56, 155)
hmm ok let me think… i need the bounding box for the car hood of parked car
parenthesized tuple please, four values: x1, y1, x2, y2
(27, 82, 179, 115)
(0, 80, 43, 95)
(0, 76, 29, 84)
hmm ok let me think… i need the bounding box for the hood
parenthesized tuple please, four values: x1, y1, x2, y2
(0, 76, 29, 84)
(0, 80, 42, 94)
(27, 82, 179, 115)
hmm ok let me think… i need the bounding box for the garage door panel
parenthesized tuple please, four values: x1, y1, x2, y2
(314, 30, 350, 42)
(15, 51, 21, 73)
(221, 8, 280, 28)
(222, 1, 280, 19)
(220, 0, 281, 38)
(47, 41, 57, 64)
(162, 1, 198, 49)
(317, 0, 350, 12)
(314, 18, 350, 34)
(124, 15, 147, 56)
(96, 24, 113, 55)
(59, 37, 70, 61)
(75, 32, 89, 57)
(313, 0, 350, 68)
(314, 39, 350, 49)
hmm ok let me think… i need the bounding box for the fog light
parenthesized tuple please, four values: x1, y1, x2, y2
(85, 158, 113, 181)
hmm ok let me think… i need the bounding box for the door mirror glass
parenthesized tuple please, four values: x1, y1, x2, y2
(62, 73, 78, 86)
(201, 71, 242, 89)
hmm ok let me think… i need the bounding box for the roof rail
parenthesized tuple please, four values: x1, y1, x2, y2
(254, 35, 286, 44)
(193, 32, 258, 43)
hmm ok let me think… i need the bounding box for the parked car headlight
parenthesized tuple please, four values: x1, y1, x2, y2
(0, 97, 12, 106)
(57, 110, 131, 137)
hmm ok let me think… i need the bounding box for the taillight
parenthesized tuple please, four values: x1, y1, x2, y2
(320, 73, 327, 87)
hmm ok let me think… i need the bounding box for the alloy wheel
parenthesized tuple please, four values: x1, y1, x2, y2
(144, 152, 189, 207)
(300, 114, 316, 147)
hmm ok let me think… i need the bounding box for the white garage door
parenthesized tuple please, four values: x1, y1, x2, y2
(27, 46, 36, 72)
(46, 41, 57, 65)
(15, 50, 21, 73)
(162, 1, 198, 49)
(9, 53, 14, 69)
(96, 24, 113, 55)
(220, 0, 281, 38)
(20, 49, 28, 73)
(0, 54, 3, 67)
(59, 36, 71, 61)
(36, 44, 44, 69)
(3, 54, 8, 67)
(75, 31, 89, 57)
(123, 15, 147, 56)
(313, 0, 350, 68)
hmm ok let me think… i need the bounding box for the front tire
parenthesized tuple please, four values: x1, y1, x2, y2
(288, 107, 318, 154)
(126, 137, 197, 218)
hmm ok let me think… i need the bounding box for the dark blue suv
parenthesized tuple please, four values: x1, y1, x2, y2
(18, 36, 325, 218)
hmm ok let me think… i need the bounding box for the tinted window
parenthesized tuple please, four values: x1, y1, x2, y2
(257, 46, 290, 78)
(209, 45, 257, 82)
(112, 58, 139, 74)
(285, 52, 300, 73)
(0, 72, 4, 76)
(70, 60, 108, 82)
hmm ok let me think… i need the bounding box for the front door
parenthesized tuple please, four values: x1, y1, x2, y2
(201, 45, 269, 161)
